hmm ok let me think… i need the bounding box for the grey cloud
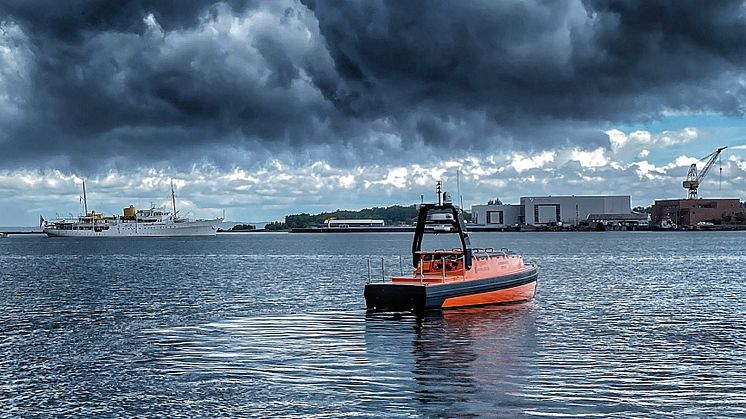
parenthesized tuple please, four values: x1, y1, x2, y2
(1, 0, 745, 173)
(2, 1, 345, 171)
(306, 0, 746, 120)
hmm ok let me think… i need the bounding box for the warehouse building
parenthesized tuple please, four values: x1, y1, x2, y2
(521, 195, 631, 226)
(471, 204, 521, 227)
(472, 195, 631, 227)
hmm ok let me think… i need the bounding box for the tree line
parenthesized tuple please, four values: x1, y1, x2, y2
(265, 205, 472, 230)
(265, 205, 419, 230)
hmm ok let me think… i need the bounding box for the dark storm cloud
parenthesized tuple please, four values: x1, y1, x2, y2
(1, 0, 745, 172)
(0, 0, 255, 39)
(1, 0, 346, 171)
(305, 0, 746, 119)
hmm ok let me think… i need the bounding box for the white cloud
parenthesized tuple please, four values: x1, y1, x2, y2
(671, 155, 699, 168)
(337, 174, 356, 188)
(570, 147, 608, 168)
(606, 128, 699, 156)
(364, 167, 409, 189)
(3, 149, 746, 226)
(633, 161, 666, 180)
(509, 151, 556, 173)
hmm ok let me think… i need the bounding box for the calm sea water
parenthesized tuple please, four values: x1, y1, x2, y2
(1, 232, 745, 417)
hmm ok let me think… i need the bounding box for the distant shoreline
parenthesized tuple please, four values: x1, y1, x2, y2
(3, 226, 746, 237)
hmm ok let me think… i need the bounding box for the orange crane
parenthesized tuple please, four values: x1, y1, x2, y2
(682, 146, 727, 199)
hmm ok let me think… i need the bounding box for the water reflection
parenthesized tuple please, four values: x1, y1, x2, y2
(365, 304, 537, 417)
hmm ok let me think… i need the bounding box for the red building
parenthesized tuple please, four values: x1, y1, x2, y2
(651, 199, 744, 227)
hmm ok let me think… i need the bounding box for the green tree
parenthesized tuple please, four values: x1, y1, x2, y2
(283, 205, 420, 228)
(264, 221, 288, 230)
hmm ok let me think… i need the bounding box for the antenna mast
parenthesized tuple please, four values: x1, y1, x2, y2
(82, 179, 88, 215)
(457, 169, 464, 209)
(171, 180, 177, 219)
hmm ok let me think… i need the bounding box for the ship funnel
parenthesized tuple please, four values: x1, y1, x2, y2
(123, 205, 136, 219)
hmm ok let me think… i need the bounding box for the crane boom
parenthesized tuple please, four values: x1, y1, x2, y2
(683, 146, 727, 199)
(697, 146, 727, 182)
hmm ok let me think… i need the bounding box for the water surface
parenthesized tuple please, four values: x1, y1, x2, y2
(1, 232, 745, 417)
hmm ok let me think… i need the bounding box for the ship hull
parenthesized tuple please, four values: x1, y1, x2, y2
(44, 219, 221, 237)
(364, 266, 537, 312)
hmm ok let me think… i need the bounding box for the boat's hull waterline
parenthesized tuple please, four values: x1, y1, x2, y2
(365, 266, 537, 312)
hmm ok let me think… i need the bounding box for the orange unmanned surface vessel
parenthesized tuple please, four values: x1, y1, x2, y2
(364, 184, 538, 312)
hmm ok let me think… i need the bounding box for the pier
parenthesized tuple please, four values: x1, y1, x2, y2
(0, 230, 44, 236)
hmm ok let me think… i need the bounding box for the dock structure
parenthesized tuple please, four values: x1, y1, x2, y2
(291, 226, 413, 233)
(0, 230, 44, 236)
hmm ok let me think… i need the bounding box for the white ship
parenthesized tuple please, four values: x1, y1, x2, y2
(43, 181, 222, 237)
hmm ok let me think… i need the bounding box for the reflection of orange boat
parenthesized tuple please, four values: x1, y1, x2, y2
(365, 183, 538, 312)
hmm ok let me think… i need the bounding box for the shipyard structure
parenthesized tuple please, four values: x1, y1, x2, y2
(472, 195, 645, 227)
(650, 199, 744, 227)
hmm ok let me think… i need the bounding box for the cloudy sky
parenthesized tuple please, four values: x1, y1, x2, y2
(2, 0, 746, 225)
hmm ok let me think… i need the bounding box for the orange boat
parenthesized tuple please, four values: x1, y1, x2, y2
(365, 183, 538, 312)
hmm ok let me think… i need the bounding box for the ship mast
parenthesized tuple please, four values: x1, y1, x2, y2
(171, 180, 177, 220)
(82, 179, 88, 215)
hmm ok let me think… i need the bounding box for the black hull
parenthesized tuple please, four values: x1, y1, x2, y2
(364, 266, 538, 312)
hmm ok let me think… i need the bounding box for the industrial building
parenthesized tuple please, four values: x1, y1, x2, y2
(650, 199, 744, 227)
(472, 195, 631, 227)
(521, 195, 631, 226)
(471, 204, 522, 227)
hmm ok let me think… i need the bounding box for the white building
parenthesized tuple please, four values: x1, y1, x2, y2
(521, 195, 630, 226)
(324, 219, 385, 228)
(471, 204, 522, 227)
(472, 195, 631, 226)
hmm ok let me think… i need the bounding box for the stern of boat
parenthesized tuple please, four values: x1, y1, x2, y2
(364, 283, 427, 312)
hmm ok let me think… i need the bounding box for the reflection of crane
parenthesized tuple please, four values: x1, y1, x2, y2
(683, 146, 727, 199)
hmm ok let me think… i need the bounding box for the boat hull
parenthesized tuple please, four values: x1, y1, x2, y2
(364, 266, 537, 312)
(43, 219, 221, 237)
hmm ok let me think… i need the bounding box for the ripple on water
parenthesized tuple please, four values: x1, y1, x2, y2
(1, 232, 746, 417)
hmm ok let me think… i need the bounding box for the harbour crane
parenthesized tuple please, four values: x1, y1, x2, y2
(682, 146, 727, 199)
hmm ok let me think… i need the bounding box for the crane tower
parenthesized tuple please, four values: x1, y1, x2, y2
(682, 146, 727, 199)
